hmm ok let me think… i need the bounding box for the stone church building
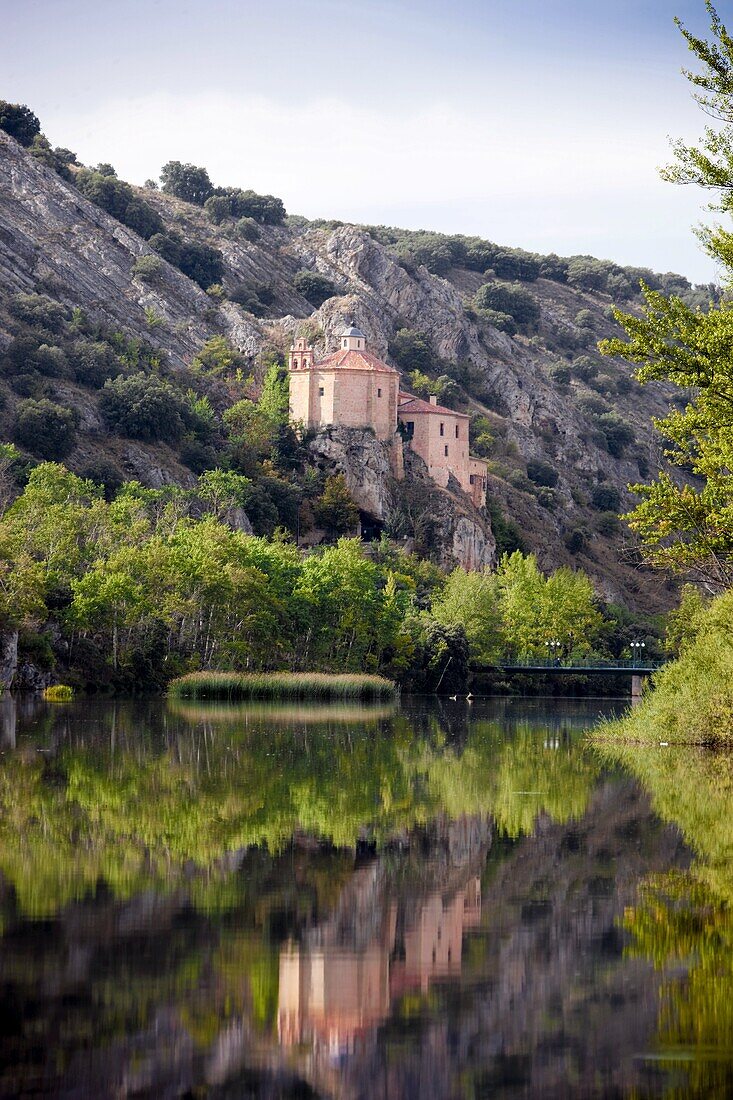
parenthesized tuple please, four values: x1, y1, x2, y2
(288, 325, 488, 508)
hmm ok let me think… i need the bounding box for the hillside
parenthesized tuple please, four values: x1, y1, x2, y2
(0, 127, 702, 610)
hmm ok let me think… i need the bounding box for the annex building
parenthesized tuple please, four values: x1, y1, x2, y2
(288, 325, 488, 508)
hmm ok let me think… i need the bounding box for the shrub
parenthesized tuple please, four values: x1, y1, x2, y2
(132, 254, 164, 283)
(389, 329, 436, 373)
(572, 355, 600, 382)
(566, 256, 612, 292)
(14, 398, 77, 459)
(597, 412, 635, 457)
(293, 270, 337, 307)
(75, 169, 164, 240)
(204, 194, 232, 224)
(596, 511, 621, 536)
(33, 344, 70, 378)
(43, 684, 74, 701)
(148, 232, 224, 290)
(565, 527, 588, 554)
(79, 458, 124, 497)
(591, 484, 621, 511)
(234, 216, 260, 242)
(526, 458, 559, 487)
(314, 475, 359, 539)
(9, 293, 68, 333)
(72, 341, 123, 388)
(492, 248, 541, 281)
(575, 309, 596, 329)
(474, 282, 540, 326)
(577, 394, 610, 418)
(476, 308, 517, 335)
(10, 373, 45, 398)
(224, 188, 286, 224)
(0, 101, 40, 146)
(99, 372, 189, 442)
(160, 160, 213, 205)
(548, 363, 571, 386)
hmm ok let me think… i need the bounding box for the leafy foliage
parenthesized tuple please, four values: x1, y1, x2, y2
(14, 399, 77, 459)
(160, 161, 214, 205)
(293, 270, 337, 306)
(0, 100, 40, 146)
(99, 372, 192, 442)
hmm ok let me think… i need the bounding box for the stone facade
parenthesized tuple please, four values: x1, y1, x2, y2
(289, 326, 488, 506)
(397, 393, 488, 508)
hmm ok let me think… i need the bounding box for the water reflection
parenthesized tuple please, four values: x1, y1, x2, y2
(0, 696, 724, 1097)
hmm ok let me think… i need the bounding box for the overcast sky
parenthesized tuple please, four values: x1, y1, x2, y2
(3, 0, 723, 282)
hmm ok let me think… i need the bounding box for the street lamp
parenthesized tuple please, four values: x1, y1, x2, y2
(630, 640, 646, 667)
(545, 638, 561, 665)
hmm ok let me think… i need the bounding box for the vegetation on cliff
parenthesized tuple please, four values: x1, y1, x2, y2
(0, 93, 708, 607)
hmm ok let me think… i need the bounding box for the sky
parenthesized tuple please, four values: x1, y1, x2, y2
(2, 0, 724, 282)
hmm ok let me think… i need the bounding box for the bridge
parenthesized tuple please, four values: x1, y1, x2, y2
(471, 658, 663, 696)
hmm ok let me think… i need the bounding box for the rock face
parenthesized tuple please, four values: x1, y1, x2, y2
(0, 131, 681, 605)
(307, 427, 396, 522)
(307, 427, 496, 571)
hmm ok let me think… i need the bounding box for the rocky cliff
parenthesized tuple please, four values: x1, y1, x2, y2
(0, 128, 686, 606)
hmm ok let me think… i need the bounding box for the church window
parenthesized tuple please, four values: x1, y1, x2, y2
(444, 445, 449, 457)
(293, 359, 299, 368)
(455, 424, 459, 438)
(440, 423, 444, 436)
(319, 386, 324, 396)
(377, 387, 382, 397)
(358, 340, 361, 348)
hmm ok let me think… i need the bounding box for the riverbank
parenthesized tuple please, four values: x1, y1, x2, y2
(167, 671, 398, 702)
(591, 591, 733, 746)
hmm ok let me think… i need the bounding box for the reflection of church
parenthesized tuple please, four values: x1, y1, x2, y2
(278, 877, 482, 1057)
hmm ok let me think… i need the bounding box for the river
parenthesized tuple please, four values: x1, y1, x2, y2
(0, 694, 728, 1098)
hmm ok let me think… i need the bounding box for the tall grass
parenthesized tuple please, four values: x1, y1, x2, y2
(593, 589, 733, 745)
(167, 670, 398, 702)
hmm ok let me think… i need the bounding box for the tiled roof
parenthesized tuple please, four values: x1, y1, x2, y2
(315, 348, 399, 374)
(397, 393, 469, 418)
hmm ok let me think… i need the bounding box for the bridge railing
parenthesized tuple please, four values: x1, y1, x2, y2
(482, 658, 661, 672)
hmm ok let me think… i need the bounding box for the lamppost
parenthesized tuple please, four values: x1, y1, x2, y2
(630, 640, 646, 667)
(545, 638, 561, 665)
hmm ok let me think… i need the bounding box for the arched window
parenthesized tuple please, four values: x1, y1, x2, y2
(293, 359, 299, 369)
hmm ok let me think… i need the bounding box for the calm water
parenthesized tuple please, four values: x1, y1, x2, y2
(0, 694, 729, 1098)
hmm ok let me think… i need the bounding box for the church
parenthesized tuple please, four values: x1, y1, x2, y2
(288, 324, 488, 508)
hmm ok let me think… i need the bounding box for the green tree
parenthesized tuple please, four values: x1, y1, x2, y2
(0, 101, 40, 146)
(497, 551, 602, 657)
(474, 282, 540, 326)
(431, 568, 502, 662)
(313, 475, 359, 539)
(160, 161, 214, 205)
(599, 4, 733, 587)
(14, 399, 77, 460)
(293, 270, 337, 306)
(99, 373, 190, 442)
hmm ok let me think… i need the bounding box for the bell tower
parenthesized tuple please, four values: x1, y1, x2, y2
(289, 336, 313, 371)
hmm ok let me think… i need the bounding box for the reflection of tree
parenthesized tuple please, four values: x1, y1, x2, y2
(0, 701, 601, 921)
(602, 743, 733, 1095)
